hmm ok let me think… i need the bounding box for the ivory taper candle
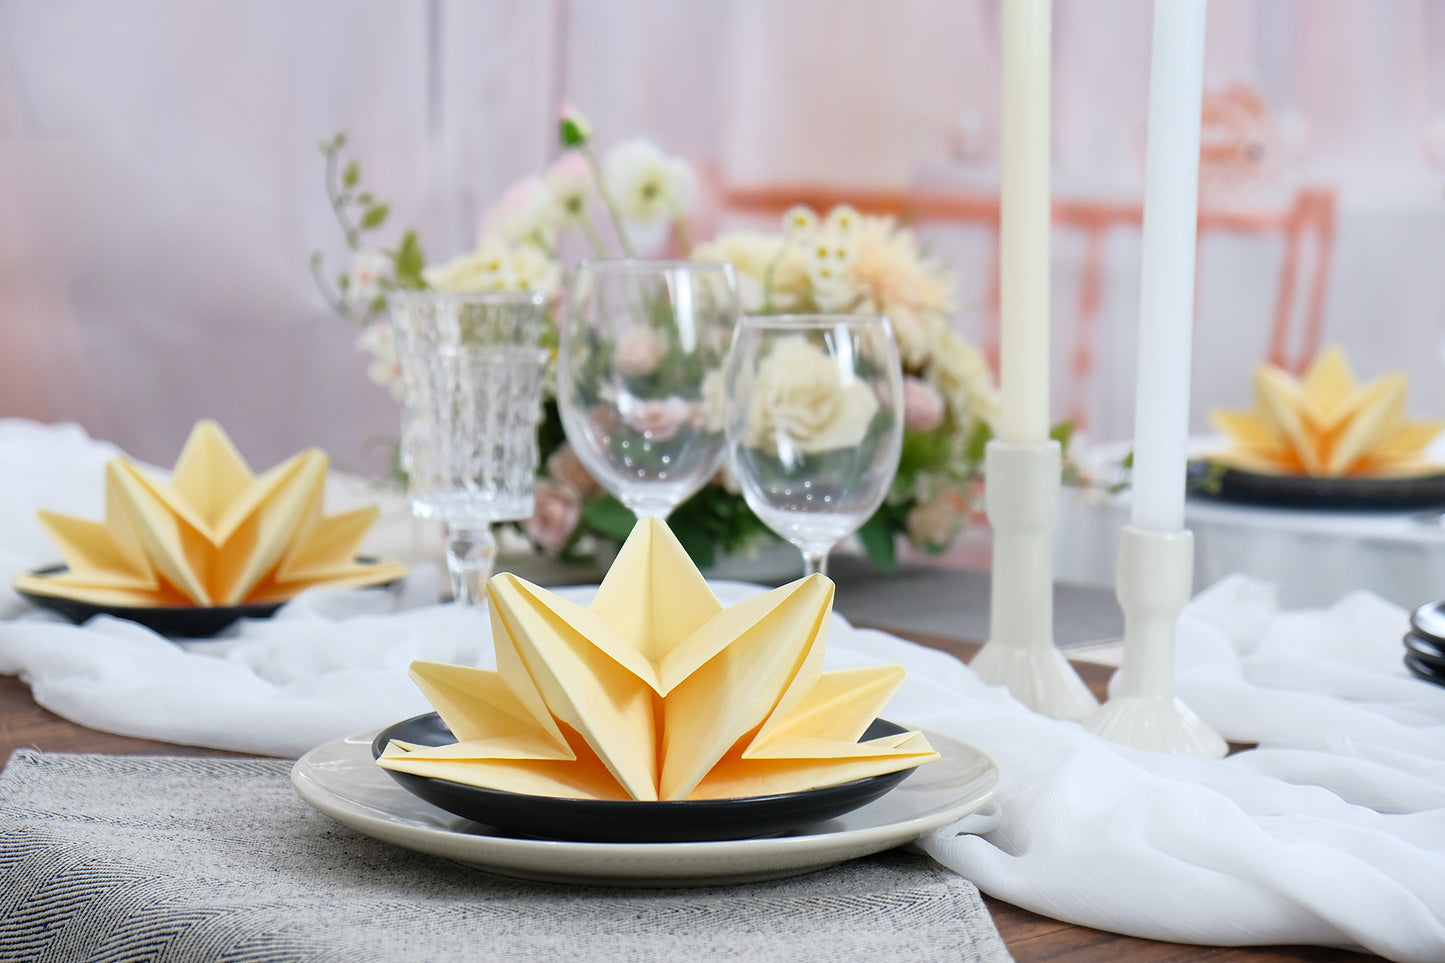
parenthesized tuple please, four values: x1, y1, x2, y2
(998, 0, 1052, 443)
(1130, 0, 1208, 533)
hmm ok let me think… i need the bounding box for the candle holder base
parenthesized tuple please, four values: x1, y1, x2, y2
(1086, 525, 1225, 757)
(972, 439, 1098, 721)
(1088, 694, 1227, 758)
(971, 641, 1098, 721)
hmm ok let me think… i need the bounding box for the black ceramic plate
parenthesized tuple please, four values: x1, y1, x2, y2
(1186, 461, 1445, 512)
(1403, 631, 1445, 671)
(16, 560, 397, 639)
(1409, 601, 1445, 646)
(1404, 653, 1445, 687)
(372, 712, 919, 843)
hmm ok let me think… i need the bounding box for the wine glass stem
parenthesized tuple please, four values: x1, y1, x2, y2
(803, 550, 830, 578)
(621, 498, 674, 522)
(445, 523, 497, 605)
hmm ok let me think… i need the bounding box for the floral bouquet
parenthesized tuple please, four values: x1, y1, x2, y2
(311, 109, 1003, 571)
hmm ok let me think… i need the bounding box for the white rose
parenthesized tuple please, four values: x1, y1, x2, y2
(746, 336, 879, 455)
(697, 367, 726, 433)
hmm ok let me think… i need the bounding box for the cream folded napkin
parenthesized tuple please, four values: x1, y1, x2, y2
(1209, 346, 1444, 478)
(378, 518, 937, 801)
(13, 420, 406, 608)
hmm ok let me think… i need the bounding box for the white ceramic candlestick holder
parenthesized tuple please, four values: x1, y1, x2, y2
(971, 439, 1097, 720)
(1087, 525, 1227, 757)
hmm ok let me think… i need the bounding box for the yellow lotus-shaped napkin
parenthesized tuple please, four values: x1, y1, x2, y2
(13, 420, 406, 607)
(378, 518, 938, 801)
(1209, 347, 1444, 478)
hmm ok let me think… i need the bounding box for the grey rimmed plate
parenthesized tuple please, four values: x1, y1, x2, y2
(291, 725, 999, 887)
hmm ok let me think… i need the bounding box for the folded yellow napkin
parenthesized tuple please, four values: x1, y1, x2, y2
(378, 518, 938, 801)
(1209, 347, 1444, 478)
(13, 420, 406, 607)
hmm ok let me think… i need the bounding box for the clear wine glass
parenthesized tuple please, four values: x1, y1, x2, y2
(558, 260, 739, 520)
(722, 315, 904, 576)
(389, 290, 550, 604)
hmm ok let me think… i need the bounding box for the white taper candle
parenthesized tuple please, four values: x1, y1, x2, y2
(998, 0, 1052, 444)
(1130, 0, 1208, 533)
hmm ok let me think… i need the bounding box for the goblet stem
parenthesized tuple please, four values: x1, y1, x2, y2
(802, 549, 830, 578)
(621, 496, 676, 522)
(444, 523, 497, 606)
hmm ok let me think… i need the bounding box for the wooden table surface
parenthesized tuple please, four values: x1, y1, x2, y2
(0, 634, 1378, 963)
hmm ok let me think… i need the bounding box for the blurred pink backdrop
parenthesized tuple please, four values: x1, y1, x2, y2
(2, 0, 1444, 469)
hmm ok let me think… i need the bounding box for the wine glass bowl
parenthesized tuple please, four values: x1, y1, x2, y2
(558, 260, 739, 520)
(389, 290, 550, 604)
(723, 315, 904, 576)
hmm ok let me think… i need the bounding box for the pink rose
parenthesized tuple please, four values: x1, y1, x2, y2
(547, 442, 601, 497)
(613, 328, 667, 378)
(524, 480, 582, 556)
(902, 377, 946, 432)
(626, 396, 693, 441)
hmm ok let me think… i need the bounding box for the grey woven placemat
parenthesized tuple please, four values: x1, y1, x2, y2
(0, 751, 1011, 963)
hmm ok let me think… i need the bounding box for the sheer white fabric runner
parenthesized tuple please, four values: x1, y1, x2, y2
(1, 419, 1443, 960)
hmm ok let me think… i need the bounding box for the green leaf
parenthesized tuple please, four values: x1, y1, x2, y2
(343, 160, 360, 188)
(898, 426, 952, 477)
(1050, 419, 1075, 450)
(337, 272, 351, 294)
(963, 419, 994, 464)
(856, 515, 897, 570)
(537, 400, 568, 462)
(360, 203, 389, 230)
(580, 495, 637, 544)
(392, 231, 427, 289)
(672, 525, 717, 570)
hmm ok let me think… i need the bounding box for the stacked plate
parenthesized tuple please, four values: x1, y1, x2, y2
(1405, 602, 1445, 687)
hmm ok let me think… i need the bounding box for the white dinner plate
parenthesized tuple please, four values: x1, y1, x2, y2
(291, 727, 999, 887)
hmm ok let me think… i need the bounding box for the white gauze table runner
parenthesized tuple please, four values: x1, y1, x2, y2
(1, 419, 1442, 961)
